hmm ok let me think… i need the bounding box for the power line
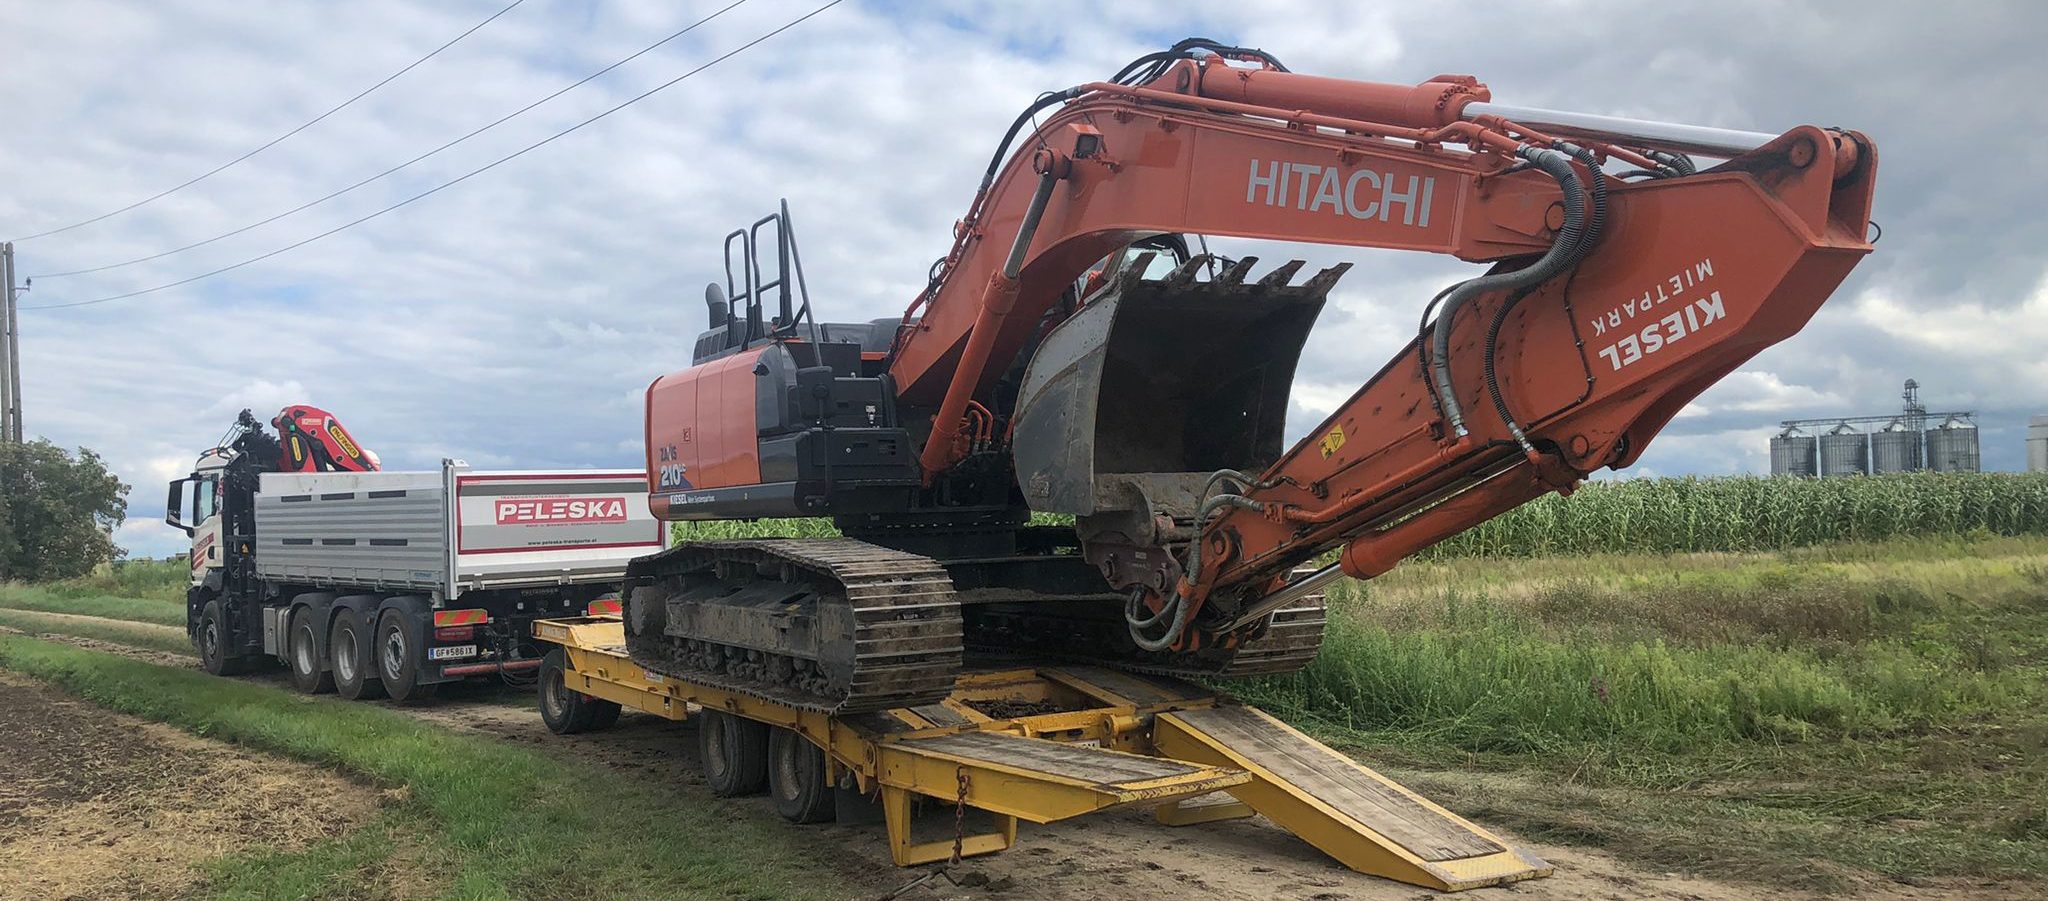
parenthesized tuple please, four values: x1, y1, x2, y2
(24, 0, 848, 312)
(34, 0, 751, 280)
(7, 0, 529, 244)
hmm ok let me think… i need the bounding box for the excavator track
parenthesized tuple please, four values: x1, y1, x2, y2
(623, 539, 962, 715)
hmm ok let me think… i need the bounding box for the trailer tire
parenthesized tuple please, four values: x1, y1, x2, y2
(589, 698, 622, 730)
(699, 710, 768, 797)
(330, 609, 385, 701)
(197, 598, 249, 676)
(375, 609, 435, 702)
(539, 649, 598, 734)
(286, 609, 333, 694)
(768, 728, 835, 824)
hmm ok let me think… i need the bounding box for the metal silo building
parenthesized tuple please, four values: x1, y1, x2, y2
(1870, 419, 1922, 473)
(1925, 415, 1981, 472)
(1818, 422, 1869, 477)
(1770, 426, 1819, 476)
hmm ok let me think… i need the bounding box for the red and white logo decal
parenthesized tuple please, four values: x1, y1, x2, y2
(494, 496, 629, 525)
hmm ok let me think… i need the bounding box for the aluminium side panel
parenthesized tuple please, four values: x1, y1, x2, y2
(450, 470, 663, 590)
(253, 470, 450, 592)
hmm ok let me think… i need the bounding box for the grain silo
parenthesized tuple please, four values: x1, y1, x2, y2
(2029, 416, 2048, 473)
(1870, 419, 1922, 473)
(1769, 426, 1818, 476)
(1818, 422, 1869, 476)
(1925, 415, 1981, 472)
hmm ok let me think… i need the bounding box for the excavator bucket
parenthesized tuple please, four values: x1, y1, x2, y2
(1013, 254, 1348, 520)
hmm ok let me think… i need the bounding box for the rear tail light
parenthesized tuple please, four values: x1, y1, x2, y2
(435, 625, 476, 642)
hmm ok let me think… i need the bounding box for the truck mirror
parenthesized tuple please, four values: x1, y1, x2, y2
(164, 478, 195, 536)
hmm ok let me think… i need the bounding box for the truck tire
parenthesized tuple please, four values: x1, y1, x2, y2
(329, 609, 385, 701)
(196, 598, 249, 676)
(286, 609, 333, 694)
(768, 727, 835, 824)
(375, 609, 437, 702)
(538, 649, 598, 734)
(699, 710, 768, 797)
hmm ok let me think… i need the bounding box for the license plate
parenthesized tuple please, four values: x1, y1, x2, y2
(428, 645, 477, 661)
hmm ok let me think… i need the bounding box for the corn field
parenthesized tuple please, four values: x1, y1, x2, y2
(675, 472, 2048, 558)
(1419, 472, 2048, 558)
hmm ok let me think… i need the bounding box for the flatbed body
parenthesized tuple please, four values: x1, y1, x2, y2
(533, 614, 1552, 892)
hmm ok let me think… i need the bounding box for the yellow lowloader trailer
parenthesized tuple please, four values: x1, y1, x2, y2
(531, 614, 1551, 892)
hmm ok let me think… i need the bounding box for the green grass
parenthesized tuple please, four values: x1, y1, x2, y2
(0, 634, 844, 900)
(0, 607, 194, 655)
(0, 582, 187, 626)
(1230, 534, 2048, 890)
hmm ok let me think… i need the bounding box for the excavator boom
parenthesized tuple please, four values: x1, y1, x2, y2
(884, 48, 1875, 648)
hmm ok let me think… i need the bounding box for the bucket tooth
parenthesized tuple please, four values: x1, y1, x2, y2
(1301, 262, 1353, 295)
(1218, 256, 1258, 287)
(1257, 259, 1306, 289)
(1159, 254, 1212, 289)
(1115, 251, 1159, 291)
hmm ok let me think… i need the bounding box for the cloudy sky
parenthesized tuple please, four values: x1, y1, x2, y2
(1, 0, 2039, 558)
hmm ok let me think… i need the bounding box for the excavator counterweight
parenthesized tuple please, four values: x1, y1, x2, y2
(630, 39, 1876, 709)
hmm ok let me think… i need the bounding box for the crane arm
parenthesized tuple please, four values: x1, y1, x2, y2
(888, 48, 1876, 652)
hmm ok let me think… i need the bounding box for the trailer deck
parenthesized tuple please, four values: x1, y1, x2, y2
(532, 615, 1550, 891)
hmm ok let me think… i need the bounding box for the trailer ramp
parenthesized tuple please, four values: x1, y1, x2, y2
(1155, 705, 1551, 891)
(875, 728, 1248, 865)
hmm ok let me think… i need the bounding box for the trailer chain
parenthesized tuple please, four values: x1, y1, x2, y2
(952, 768, 969, 864)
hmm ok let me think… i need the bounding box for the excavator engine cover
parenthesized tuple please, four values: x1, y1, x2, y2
(1012, 254, 1345, 520)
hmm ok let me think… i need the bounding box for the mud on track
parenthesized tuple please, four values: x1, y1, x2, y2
(0, 671, 381, 901)
(6, 617, 2030, 901)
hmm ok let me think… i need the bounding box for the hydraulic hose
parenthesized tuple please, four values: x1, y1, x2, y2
(1430, 146, 1589, 437)
(1482, 142, 1605, 452)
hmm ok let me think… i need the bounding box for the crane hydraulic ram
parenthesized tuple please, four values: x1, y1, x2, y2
(631, 40, 1876, 712)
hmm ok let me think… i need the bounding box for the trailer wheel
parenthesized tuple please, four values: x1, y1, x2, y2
(375, 609, 437, 702)
(539, 649, 599, 734)
(589, 698, 622, 730)
(768, 727, 835, 824)
(197, 598, 249, 676)
(699, 710, 768, 797)
(330, 609, 385, 701)
(286, 609, 333, 694)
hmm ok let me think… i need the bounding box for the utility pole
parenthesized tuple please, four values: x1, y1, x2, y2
(0, 242, 20, 443)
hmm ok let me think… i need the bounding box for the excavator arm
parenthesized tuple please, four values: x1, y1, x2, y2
(888, 44, 1877, 652)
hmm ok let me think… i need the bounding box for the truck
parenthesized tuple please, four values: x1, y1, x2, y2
(165, 407, 661, 700)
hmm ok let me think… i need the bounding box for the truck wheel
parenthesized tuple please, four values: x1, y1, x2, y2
(375, 609, 437, 702)
(699, 710, 768, 797)
(538, 649, 598, 734)
(197, 598, 249, 676)
(768, 727, 835, 824)
(286, 609, 333, 694)
(329, 609, 385, 701)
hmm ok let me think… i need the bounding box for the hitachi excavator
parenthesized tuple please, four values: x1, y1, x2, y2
(625, 39, 1878, 715)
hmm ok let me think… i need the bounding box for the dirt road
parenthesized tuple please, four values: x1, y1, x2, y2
(1, 615, 2027, 901)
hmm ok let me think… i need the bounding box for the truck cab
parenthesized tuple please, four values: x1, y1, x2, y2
(166, 447, 234, 586)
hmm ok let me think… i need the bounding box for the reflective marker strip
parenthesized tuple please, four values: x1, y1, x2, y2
(434, 609, 490, 627)
(587, 599, 622, 616)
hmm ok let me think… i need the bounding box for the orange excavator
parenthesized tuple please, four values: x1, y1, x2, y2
(625, 39, 1877, 714)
